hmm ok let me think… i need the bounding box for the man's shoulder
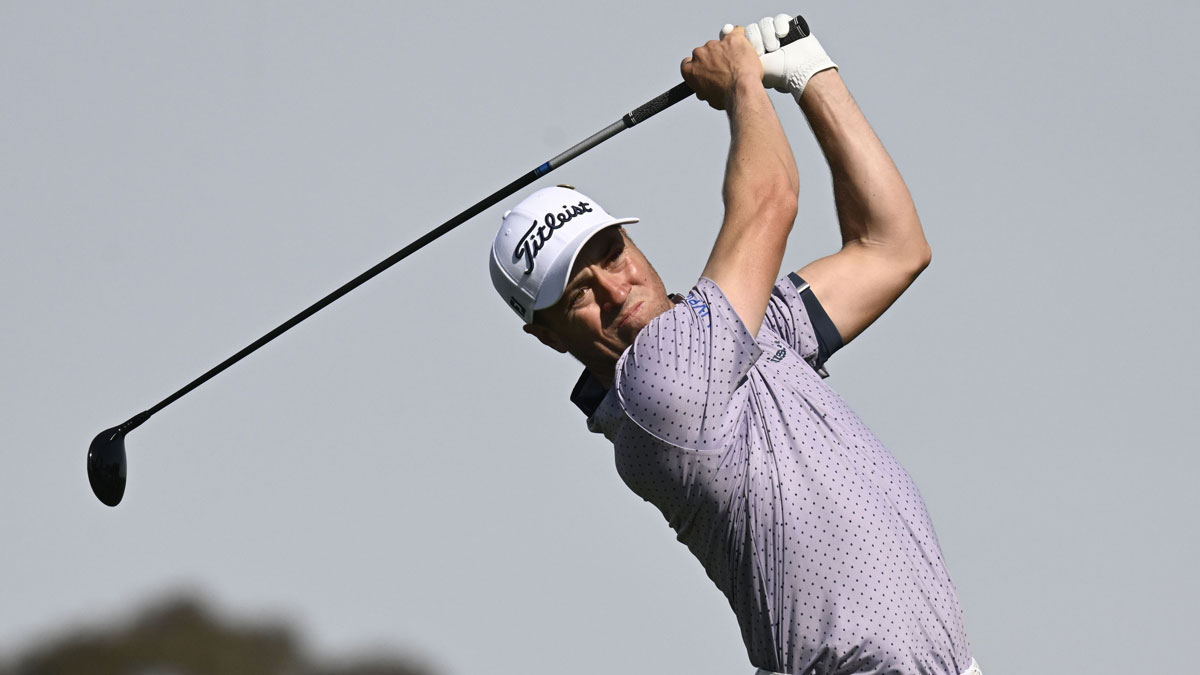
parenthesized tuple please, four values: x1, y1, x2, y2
(604, 278, 767, 451)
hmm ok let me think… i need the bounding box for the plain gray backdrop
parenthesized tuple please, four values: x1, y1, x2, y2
(3, 1, 1197, 673)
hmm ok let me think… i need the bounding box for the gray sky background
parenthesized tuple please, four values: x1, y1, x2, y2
(3, 2, 1198, 673)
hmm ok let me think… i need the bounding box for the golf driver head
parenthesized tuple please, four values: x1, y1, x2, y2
(88, 425, 128, 506)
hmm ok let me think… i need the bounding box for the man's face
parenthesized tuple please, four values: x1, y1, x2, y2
(525, 226, 672, 379)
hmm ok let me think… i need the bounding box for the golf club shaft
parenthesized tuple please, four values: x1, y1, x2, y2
(116, 16, 812, 433)
(116, 85, 692, 432)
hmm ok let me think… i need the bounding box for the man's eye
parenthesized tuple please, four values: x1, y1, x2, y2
(570, 287, 589, 306)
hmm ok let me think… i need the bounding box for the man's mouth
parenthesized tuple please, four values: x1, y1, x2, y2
(616, 301, 644, 330)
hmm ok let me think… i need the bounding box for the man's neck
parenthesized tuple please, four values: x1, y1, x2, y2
(580, 355, 616, 390)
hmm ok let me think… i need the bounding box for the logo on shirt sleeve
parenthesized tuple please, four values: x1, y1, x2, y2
(685, 292, 710, 320)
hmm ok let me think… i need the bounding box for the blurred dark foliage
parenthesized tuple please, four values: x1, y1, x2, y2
(0, 594, 435, 675)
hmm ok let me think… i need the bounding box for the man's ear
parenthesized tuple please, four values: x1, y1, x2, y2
(523, 323, 568, 354)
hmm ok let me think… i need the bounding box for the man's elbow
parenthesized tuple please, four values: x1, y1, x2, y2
(725, 178, 798, 242)
(913, 239, 932, 274)
(885, 216, 932, 280)
(904, 237, 932, 282)
(763, 178, 799, 231)
(727, 175, 798, 222)
(866, 218, 931, 279)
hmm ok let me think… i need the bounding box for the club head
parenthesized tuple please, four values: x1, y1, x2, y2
(88, 425, 128, 507)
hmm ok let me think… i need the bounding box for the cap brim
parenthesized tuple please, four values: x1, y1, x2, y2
(531, 216, 640, 314)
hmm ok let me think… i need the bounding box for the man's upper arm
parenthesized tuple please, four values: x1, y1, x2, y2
(794, 240, 931, 346)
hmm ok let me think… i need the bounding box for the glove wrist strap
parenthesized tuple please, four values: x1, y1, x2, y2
(785, 35, 837, 101)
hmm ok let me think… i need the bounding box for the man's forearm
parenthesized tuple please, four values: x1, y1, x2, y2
(722, 78, 799, 227)
(799, 71, 929, 261)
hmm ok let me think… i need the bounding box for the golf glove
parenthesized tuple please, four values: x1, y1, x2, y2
(721, 14, 837, 102)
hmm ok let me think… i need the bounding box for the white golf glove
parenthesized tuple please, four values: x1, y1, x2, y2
(721, 14, 837, 101)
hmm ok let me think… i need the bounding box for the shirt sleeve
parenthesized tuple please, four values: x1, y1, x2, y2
(613, 277, 762, 452)
(763, 272, 843, 375)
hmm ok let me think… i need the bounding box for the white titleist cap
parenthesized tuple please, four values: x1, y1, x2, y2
(489, 186, 638, 323)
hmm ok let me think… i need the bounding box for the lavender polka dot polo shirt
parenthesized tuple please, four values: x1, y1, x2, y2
(571, 275, 971, 675)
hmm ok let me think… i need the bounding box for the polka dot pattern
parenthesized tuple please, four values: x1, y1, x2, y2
(588, 278, 971, 675)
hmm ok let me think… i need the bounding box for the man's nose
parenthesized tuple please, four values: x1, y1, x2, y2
(593, 269, 629, 308)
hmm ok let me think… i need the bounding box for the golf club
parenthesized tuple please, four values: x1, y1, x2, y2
(87, 15, 813, 507)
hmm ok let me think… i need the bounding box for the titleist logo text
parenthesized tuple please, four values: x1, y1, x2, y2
(513, 201, 594, 274)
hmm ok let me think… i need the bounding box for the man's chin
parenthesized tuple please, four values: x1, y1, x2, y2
(609, 296, 672, 348)
(618, 324, 643, 347)
(622, 303, 669, 342)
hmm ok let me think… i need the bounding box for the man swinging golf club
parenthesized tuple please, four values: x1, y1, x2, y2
(490, 14, 979, 675)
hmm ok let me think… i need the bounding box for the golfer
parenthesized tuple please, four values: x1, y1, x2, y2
(490, 15, 978, 675)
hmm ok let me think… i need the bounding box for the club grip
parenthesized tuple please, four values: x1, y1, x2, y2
(778, 14, 811, 46)
(621, 14, 812, 129)
(624, 82, 694, 126)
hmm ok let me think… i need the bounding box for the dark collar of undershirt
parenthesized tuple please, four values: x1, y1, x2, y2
(568, 293, 686, 418)
(569, 370, 608, 418)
